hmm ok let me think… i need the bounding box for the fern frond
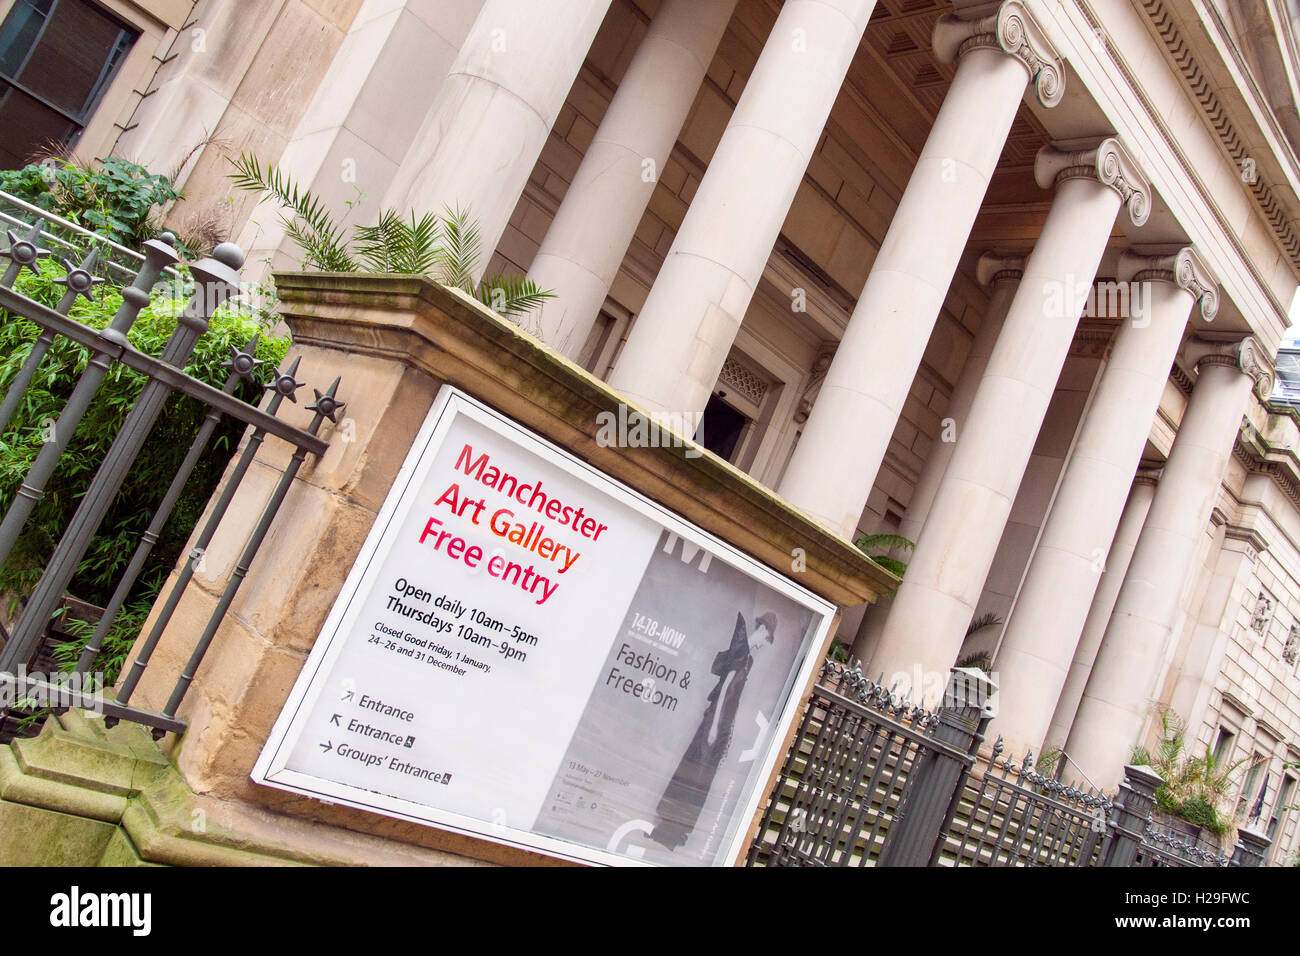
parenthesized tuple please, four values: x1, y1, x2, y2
(869, 555, 908, 578)
(435, 204, 481, 293)
(965, 612, 1003, 637)
(853, 532, 915, 554)
(228, 154, 354, 272)
(476, 274, 556, 318)
(403, 211, 443, 275)
(353, 209, 404, 273)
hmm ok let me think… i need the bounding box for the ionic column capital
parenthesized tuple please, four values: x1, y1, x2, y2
(976, 252, 1026, 287)
(1185, 336, 1275, 399)
(1035, 137, 1152, 226)
(933, 1, 1064, 107)
(1117, 246, 1219, 321)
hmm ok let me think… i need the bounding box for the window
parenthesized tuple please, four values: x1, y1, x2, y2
(0, 0, 136, 168)
(1267, 774, 1295, 846)
(1237, 755, 1266, 821)
(1212, 726, 1235, 764)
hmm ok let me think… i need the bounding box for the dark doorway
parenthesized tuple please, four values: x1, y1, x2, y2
(697, 393, 749, 463)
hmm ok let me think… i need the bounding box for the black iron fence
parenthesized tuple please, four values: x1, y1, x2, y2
(0, 215, 342, 740)
(941, 739, 1111, 866)
(746, 661, 1269, 868)
(745, 661, 972, 866)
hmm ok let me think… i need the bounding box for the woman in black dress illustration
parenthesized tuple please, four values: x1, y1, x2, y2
(651, 610, 777, 850)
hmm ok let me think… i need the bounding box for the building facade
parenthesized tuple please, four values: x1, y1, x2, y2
(5, 0, 1300, 862)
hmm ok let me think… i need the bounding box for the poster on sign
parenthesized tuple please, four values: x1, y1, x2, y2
(253, 386, 834, 866)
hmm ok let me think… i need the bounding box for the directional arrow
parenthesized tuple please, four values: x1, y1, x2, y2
(330, 713, 341, 726)
(341, 690, 354, 702)
(319, 741, 333, 753)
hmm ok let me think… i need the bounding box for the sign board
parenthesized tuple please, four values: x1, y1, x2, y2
(253, 387, 835, 866)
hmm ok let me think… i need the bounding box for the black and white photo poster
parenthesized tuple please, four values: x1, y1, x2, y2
(533, 530, 813, 864)
(253, 387, 833, 866)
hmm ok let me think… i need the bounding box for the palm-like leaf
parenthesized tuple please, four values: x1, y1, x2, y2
(229, 154, 354, 272)
(476, 274, 556, 318)
(854, 532, 915, 554)
(354, 210, 443, 274)
(435, 205, 481, 294)
(227, 158, 556, 323)
(964, 612, 1003, 638)
(869, 555, 908, 578)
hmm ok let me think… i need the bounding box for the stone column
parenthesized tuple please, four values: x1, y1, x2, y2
(239, 0, 484, 280)
(604, 0, 882, 416)
(849, 255, 1022, 662)
(381, 0, 613, 281)
(1045, 470, 1158, 750)
(868, 138, 1151, 703)
(779, 2, 1063, 536)
(1168, 518, 1267, 732)
(989, 248, 1217, 757)
(1065, 339, 1273, 791)
(528, 0, 736, 358)
(902, 256, 1026, 545)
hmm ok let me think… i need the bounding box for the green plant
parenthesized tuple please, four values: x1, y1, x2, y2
(1035, 746, 1062, 776)
(54, 596, 153, 684)
(229, 154, 554, 320)
(0, 157, 184, 252)
(955, 650, 994, 673)
(853, 532, 913, 581)
(1173, 795, 1220, 831)
(826, 639, 851, 663)
(0, 259, 289, 629)
(1128, 710, 1260, 840)
(965, 612, 1002, 637)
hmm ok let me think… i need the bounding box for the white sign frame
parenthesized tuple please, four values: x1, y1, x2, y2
(252, 386, 835, 867)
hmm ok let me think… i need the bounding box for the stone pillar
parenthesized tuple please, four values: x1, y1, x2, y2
(868, 138, 1151, 701)
(1230, 826, 1272, 866)
(989, 248, 1217, 757)
(381, 0, 613, 281)
(1065, 339, 1273, 791)
(779, 2, 1063, 535)
(239, 0, 484, 278)
(1045, 471, 1158, 750)
(527, 0, 736, 358)
(1097, 764, 1162, 867)
(849, 255, 1023, 662)
(1168, 519, 1267, 732)
(604, 0, 881, 416)
(974, 344, 1105, 631)
(876, 667, 995, 866)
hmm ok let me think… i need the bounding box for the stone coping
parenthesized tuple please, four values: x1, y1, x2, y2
(273, 271, 897, 609)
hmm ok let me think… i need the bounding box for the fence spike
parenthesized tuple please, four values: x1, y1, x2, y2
(222, 333, 264, 381)
(268, 355, 306, 401)
(306, 376, 345, 422)
(0, 219, 51, 286)
(53, 248, 105, 305)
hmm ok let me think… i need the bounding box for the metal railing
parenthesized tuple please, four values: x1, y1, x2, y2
(0, 189, 181, 288)
(942, 738, 1112, 867)
(0, 214, 342, 739)
(1134, 819, 1230, 867)
(745, 660, 973, 866)
(744, 662, 1267, 867)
